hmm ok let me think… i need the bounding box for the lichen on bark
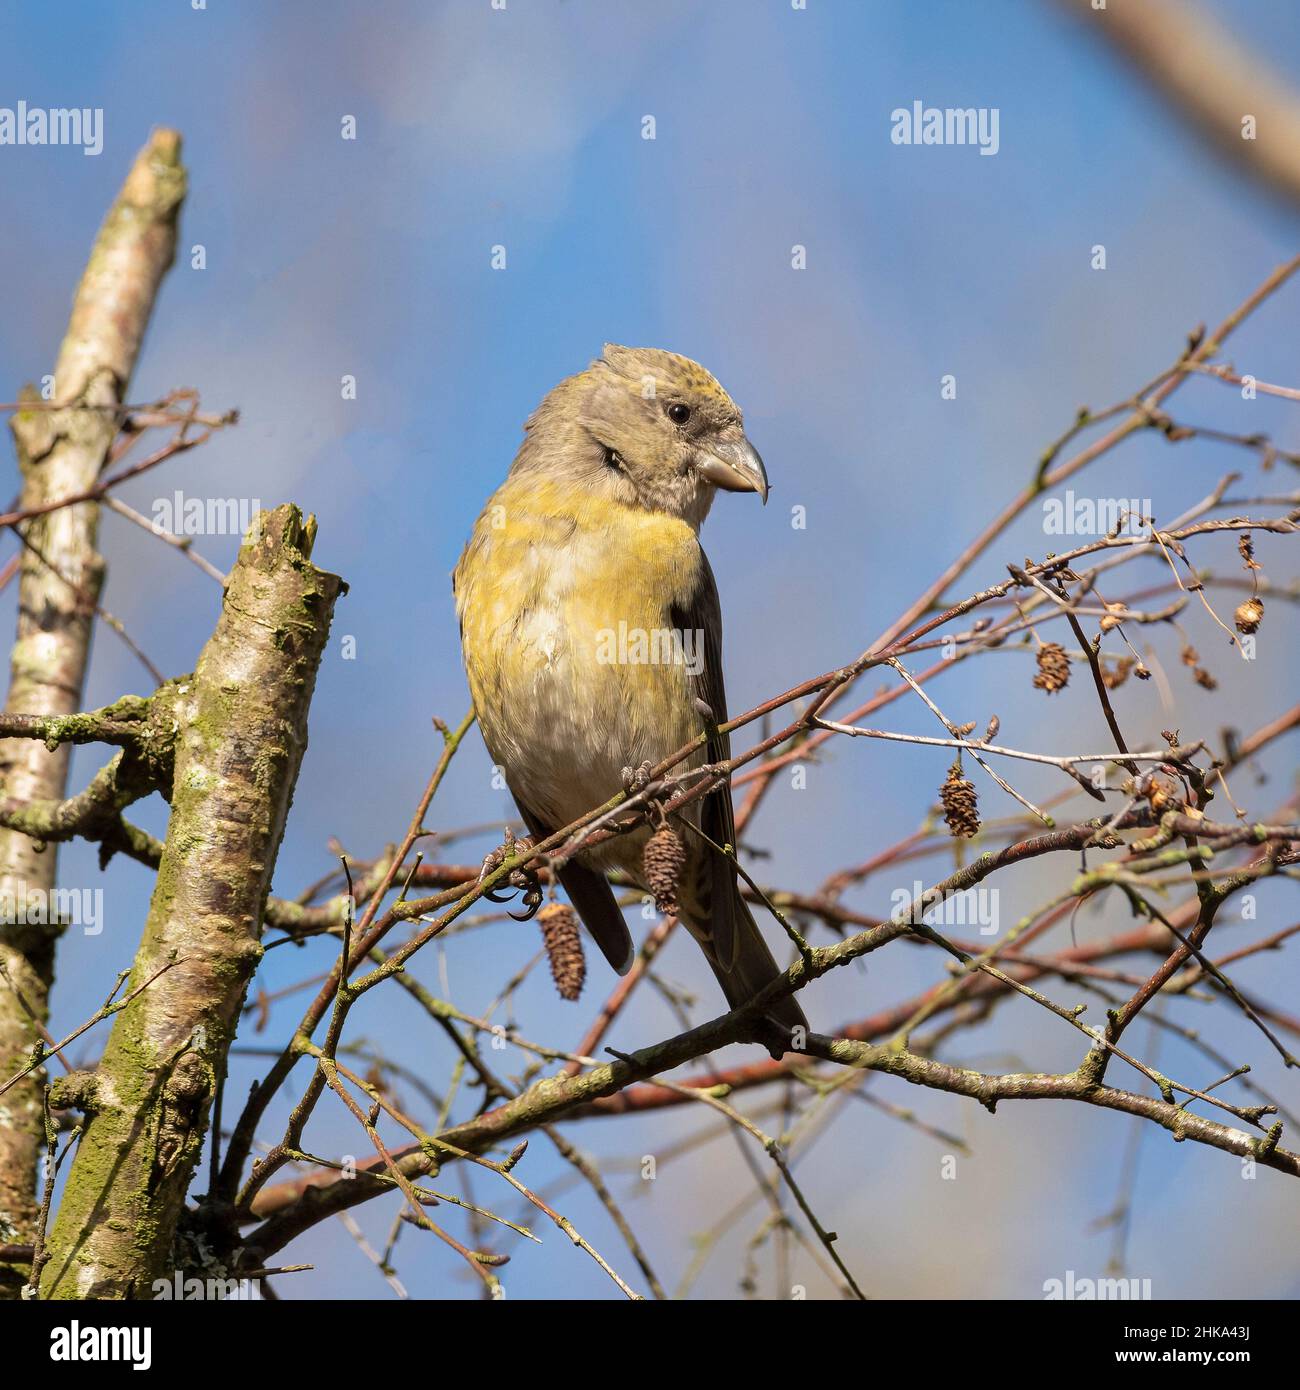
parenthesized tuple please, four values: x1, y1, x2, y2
(0, 129, 185, 1290)
(39, 506, 343, 1299)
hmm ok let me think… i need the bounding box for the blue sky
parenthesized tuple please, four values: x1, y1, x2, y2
(2, 1, 1298, 1299)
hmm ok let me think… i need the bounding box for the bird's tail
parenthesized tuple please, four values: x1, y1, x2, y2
(697, 894, 809, 1040)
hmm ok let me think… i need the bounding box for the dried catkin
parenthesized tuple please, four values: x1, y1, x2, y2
(1033, 642, 1071, 694)
(940, 759, 980, 838)
(643, 823, 687, 916)
(538, 903, 585, 1001)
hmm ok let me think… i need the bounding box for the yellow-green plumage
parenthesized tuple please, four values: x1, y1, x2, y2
(457, 474, 705, 877)
(455, 344, 808, 1044)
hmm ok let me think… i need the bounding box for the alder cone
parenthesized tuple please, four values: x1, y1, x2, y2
(1101, 656, 1134, 689)
(1033, 641, 1071, 694)
(538, 903, 585, 1001)
(643, 823, 687, 916)
(1235, 596, 1264, 634)
(940, 759, 980, 838)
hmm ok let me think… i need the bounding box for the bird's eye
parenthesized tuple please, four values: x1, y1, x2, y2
(667, 403, 691, 425)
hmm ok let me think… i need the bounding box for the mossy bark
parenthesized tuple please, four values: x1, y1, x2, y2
(0, 130, 184, 1289)
(39, 506, 343, 1298)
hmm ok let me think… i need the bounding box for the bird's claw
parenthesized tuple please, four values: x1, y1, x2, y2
(481, 834, 543, 918)
(621, 760, 654, 794)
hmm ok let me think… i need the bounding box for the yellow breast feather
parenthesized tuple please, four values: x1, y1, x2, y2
(456, 474, 705, 838)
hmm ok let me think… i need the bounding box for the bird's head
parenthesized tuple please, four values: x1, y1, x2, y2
(515, 344, 768, 529)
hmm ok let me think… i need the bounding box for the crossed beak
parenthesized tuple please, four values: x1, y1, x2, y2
(696, 435, 769, 503)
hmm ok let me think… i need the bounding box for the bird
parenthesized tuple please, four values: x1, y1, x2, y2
(454, 344, 808, 1047)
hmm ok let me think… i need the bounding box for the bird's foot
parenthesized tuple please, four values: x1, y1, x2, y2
(480, 833, 543, 920)
(621, 760, 654, 794)
(741, 1015, 801, 1062)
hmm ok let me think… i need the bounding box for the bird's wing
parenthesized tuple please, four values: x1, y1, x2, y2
(671, 549, 742, 972)
(514, 802, 635, 975)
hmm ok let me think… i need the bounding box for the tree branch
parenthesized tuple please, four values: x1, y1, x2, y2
(39, 505, 343, 1298)
(0, 129, 185, 1271)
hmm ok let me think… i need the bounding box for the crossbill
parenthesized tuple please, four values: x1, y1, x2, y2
(454, 345, 807, 1045)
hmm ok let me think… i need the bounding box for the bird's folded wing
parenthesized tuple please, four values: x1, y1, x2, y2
(671, 549, 741, 972)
